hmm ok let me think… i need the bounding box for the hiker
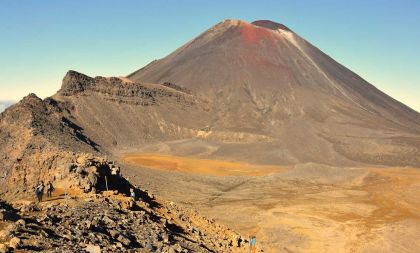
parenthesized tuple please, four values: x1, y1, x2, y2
(46, 181, 54, 198)
(249, 236, 257, 253)
(130, 188, 136, 201)
(235, 235, 242, 247)
(35, 181, 45, 202)
(34, 183, 40, 202)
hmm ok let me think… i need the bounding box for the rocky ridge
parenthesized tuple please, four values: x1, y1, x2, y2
(59, 71, 195, 107)
(0, 87, 247, 252)
(0, 189, 246, 252)
(0, 92, 103, 198)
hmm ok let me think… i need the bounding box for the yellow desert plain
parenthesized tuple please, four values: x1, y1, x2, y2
(122, 153, 420, 253)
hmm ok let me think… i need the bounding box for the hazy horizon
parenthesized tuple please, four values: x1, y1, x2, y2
(0, 0, 419, 112)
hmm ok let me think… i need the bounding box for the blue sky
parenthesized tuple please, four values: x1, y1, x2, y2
(0, 0, 419, 111)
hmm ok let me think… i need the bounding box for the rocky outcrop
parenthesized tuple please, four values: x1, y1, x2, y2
(59, 70, 95, 96)
(0, 188, 246, 252)
(162, 82, 191, 94)
(58, 71, 195, 107)
(0, 93, 100, 197)
(251, 20, 292, 31)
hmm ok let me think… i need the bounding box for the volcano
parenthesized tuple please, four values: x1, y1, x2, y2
(127, 19, 420, 166)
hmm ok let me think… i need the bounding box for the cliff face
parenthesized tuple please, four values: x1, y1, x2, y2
(59, 71, 194, 105)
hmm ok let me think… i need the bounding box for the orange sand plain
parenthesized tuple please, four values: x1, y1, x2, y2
(122, 153, 286, 176)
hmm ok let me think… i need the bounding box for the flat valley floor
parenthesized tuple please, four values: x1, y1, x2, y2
(120, 148, 420, 253)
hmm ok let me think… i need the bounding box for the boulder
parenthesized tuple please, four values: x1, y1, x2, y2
(166, 247, 176, 253)
(9, 237, 21, 249)
(116, 234, 131, 246)
(0, 209, 5, 221)
(115, 242, 124, 249)
(88, 173, 98, 187)
(85, 244, 101, 253)
(162, 232, 170, 243)
(76, 156, 88, 165)
(0, 229, 11, 241)
(84, 182, 92, 192)
(87, 166, 98, 174)
(109, 229, 119, 238)
(145, 241, 154, 251)
(15, 219, 26, 227)
(0, 244, 7, 253)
